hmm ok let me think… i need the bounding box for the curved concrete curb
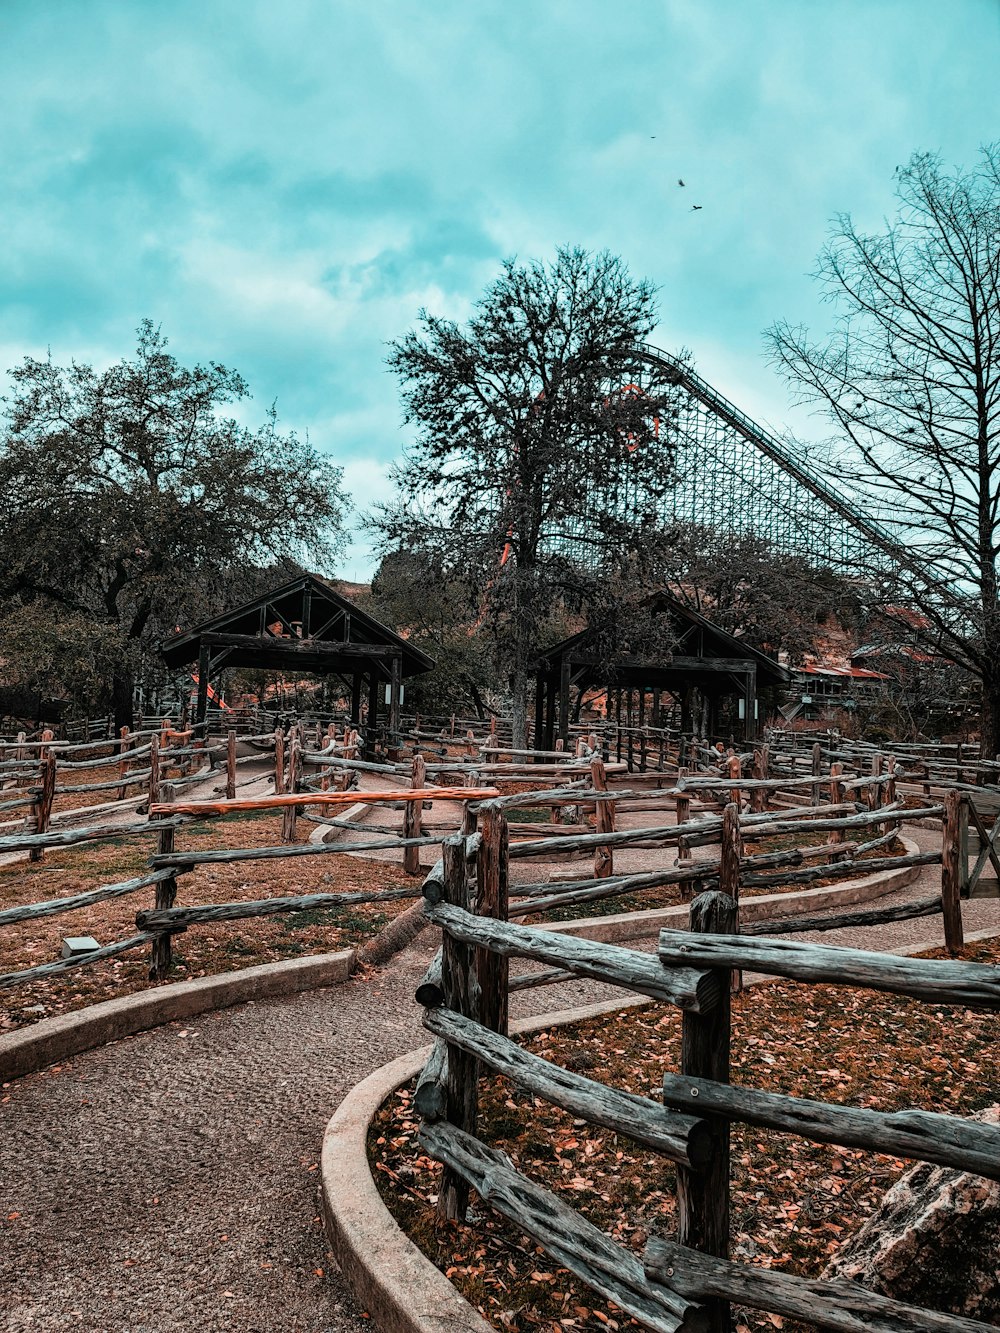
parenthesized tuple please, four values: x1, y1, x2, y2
(543, 835, 925, 944)
(0, 948, 355, 1083)
(321, 994, 650, 1333)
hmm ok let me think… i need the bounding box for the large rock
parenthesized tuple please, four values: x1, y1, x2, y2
(823, 1106, 1000, 1320)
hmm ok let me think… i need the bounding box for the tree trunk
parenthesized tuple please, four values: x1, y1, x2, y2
(111, 667, 135, 733)
(980, 662, 1000, 762)
(510, 660, 528, 751)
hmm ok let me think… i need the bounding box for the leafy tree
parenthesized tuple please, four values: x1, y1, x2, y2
(768, 147, 1000, 751)
(363, 550, 496, 719)
(0, 322, 347, 727)
(378, 247, 682, 746)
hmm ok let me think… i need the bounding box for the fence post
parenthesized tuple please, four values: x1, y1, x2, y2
(677, 890, 736, 1333)
(438, 831, 479, 1220)
(750, 746, 766, 813)
(149, 782, 178, 979)
(225, 728, 237, 801)
(866, 754, 883, 816)
(827, 762, 846, 860)
(116, 726, 131, 801)
(274, 727, 285, 793)
(281, 737, 302, 842)
(883, 755, 897, 837)
(27, 752, 57, 864)
(720, 802, 742, 992)
(676, 768, 692, 862)
(476, 805, 509, 1036)
(941, 790, 966, 955)
(590, 755, 614, 878)
(811, 742, 822, 807)
(403, 753, 426, 875)
(147, 733, 160, 811)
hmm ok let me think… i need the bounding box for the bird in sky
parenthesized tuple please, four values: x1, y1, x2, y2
(678, 178, 685, 186)
(691, 204, 702, 211)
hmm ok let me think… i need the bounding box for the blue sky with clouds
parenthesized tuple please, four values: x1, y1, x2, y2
(2, 0, 998, 577)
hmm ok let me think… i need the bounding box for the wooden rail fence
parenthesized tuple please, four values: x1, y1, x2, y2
(412, 813, 1000, 1333)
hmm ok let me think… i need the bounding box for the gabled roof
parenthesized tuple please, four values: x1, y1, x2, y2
(159, 574, 434, 676)
(535, 590, 789, 687)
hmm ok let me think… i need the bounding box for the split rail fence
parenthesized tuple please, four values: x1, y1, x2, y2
(0, 725, 989, 1000)
(412, 813, 1000, 1333)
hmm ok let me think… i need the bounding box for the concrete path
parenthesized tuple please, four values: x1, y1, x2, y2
(1, 810, 997, 1331)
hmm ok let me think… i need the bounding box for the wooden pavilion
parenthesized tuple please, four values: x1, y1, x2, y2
(159, 574, 434, 738)
(533, 591, 790, 746)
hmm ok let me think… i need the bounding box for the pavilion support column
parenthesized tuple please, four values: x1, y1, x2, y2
(707, 693, 719, 743)
(681, 686, 693, 735)
(350, 671, 363, 727)
(365, 672, 379, 760)
(388, 655, 402, 739)
(196, 644, 210, 731)
(558, 657, 571, 749)
(743, 666, 757, 742)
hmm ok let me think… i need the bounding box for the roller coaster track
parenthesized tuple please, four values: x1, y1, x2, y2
(636, 343, 913, 574)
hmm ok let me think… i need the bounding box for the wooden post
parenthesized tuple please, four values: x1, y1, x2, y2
(281, 737, 302, 842)
(476, 806, 509, 1036)
(590, 755, 614, 878)
(677, 890, 736, 1333)
(811, 742, 822, 807)
(941, 790, 966, 954)
(720, 802, 742, 993)
(676, 768, 692, 862)
(884, 755, 897, 837)
(117, 725, 131, 800)
(720, 803, 741, 900)
(149, 782, 177, 979)
(366, 672, 379, 760)
(196, 643, 210, 730)
(750, 747, 767, 813)
(403, 754, 426, 875)
(827, 762, 846, 860)
(226, 728, 237, 801)
(274, 727, 285, 793)
(27, 753, 57, 864)
(726, 754, 742, 811)
(866, 753, 883, 816)
(388, 655, 402, 751)
(147, 733, 160, 811)
(558, 657, 571, 749)
(638, 688, 647, 773)
(437, 832, 479, 1220)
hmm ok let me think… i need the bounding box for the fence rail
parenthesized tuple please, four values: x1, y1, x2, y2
(412, 813, 1000, 1333)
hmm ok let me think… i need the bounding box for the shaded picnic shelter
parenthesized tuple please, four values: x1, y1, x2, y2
(533, 591, 790, 747)
(159, 574, 434, 744)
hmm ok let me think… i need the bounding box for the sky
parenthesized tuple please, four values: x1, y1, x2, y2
(2, 0, 998, 578)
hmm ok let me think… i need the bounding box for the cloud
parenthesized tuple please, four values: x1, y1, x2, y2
(0, 0, 996, 575)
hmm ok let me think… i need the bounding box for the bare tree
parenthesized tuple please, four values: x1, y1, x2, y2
(768, 147, 1000, 751)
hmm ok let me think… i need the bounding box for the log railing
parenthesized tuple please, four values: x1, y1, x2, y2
(413, 815, 1000, 1333)
(0, 787, 497, 990)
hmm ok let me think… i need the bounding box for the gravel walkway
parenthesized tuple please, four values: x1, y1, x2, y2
(2, 811, 997, 1331)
